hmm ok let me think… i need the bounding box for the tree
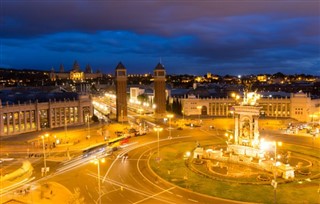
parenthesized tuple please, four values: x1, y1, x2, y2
(166, 96, 172, 111)
(137, 93, 148, 102)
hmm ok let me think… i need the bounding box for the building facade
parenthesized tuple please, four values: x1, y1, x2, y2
(49, 61, 102, 81)
(0, 95, 92, 137)
(180, 92, 320, 123)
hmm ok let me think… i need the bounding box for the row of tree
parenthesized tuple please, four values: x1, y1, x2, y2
(166, 97, 182, 115)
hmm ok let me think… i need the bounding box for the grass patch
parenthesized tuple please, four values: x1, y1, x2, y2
(150, 141, 320, 203)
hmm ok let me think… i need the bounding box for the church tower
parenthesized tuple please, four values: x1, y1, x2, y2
(153, 63, 166, 116)
(115, 62, 128, 122)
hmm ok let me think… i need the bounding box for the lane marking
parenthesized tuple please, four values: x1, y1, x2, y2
(133, 186, 175, 204)
(188, 198, 199, 203)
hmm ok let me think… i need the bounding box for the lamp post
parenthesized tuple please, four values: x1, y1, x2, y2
(272, 141, 282, 204)
(182, 109, 184, 121)
(154, 126, 163, 161)
(91, 157, 105, 204)
(167, 114, 174, 138)
(41, 133, 49, 176)
(86, 113, 90, 139)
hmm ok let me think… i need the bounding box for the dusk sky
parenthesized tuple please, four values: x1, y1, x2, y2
(1, 0, 319, 76)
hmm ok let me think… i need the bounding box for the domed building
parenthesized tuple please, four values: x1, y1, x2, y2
(50, 61, 102, 82)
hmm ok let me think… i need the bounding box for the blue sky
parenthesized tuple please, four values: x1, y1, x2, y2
(1, 0, 319, 76)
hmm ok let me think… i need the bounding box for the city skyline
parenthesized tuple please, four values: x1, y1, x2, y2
(1, 1, 319, 76)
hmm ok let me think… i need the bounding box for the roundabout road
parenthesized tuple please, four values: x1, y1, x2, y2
(98, 136, 250, 204)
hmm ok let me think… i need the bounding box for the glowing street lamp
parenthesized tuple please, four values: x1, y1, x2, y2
(90, 157, 105, 204)
(260, 139, 282, 204)
(86, 113, 91, 139)
(154, 126, 163, 161)
(167, 114, 174, 138)
(41, 133, 49, 176)
(272, 141, 282, 204)
(182, 109, 185, 121)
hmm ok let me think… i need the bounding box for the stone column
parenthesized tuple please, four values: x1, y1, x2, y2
(68, 107, 72, 124)
(12, 112, 16, 133)
(7, 113, 10, 134)
(18, 112, 21, 132)
(54, 108, 57, 128)
(35, 102, 40, 131)
(24, 111, 27, 131)
(225, 104, 228, 116)
(59, 108, 62, 127)
(253, 116, 259, 146)
(234, 114, 239, 145)
(249, 116, 253, 140)
(0, 112, 3, 136)
(48, 101, 53, 128)
(73, 107, 76, 123)
(79, 104, 83, 124)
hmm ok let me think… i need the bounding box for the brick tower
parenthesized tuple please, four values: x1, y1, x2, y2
(115, 62, 128, 122)
(153, 63, 166, 116)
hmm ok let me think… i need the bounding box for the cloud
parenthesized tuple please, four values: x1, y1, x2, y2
(1, 0, 319, 75)
(2, 1, 319, 38)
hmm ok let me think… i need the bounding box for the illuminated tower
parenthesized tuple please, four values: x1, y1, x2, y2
(115, 62, 128, 122)
(153, 63, 166, 116)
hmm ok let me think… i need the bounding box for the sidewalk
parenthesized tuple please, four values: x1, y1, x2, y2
(2, 182, 73, 204)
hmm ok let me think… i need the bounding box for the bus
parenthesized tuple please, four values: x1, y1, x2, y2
(83, 136, 129, 157)
(83, 143, 107, 157)
(107, 135, 129, 150)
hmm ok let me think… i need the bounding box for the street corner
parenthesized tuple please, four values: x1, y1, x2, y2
(12, 182, 73, 204)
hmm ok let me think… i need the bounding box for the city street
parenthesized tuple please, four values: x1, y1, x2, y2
(1, 116, 319, 203)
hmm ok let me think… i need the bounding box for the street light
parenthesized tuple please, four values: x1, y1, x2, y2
(41, 133, 49, 176)
(154, 126, 163, 161)
(91, 157, 105, 204)
(272, 141, 282, 204)
(182, 109, 185, 121)
(86, 113, 91, 139)
(260, 139, 282, 204)
(167, 114, 174, 138)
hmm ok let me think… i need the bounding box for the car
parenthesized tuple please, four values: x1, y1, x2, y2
(135, 131, 147, 136)
(115, 131, 123, 136)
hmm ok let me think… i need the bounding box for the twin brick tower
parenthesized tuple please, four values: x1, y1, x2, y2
(115, 62, 166, 122)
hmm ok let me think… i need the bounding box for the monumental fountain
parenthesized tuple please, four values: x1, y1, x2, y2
(193, 91, 296, 180)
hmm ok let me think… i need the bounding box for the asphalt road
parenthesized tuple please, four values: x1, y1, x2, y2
(1, 116, 319, 203)
(44, 132, 245, 204)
